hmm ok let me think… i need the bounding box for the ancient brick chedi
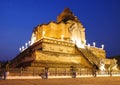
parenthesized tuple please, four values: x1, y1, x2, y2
(10, 8, 116, 75)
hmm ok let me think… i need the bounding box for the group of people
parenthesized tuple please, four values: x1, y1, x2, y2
(0, 69, 8, 80)
(92, 65, 98, 77)
(72, 71, 77, 78)
(41, 71, 49, 79)
(41, 71, 77, 79)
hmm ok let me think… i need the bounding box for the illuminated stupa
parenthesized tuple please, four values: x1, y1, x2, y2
(10, 8, 117, 75)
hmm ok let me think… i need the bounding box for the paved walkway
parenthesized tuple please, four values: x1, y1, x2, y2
(1, 76, 120, 85)
(1, 74, 120, 79)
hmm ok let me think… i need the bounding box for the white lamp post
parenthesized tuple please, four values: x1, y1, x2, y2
(28, 41, 31, 46)
(93, 42, 96, 47)
(19, 48, 21, 52)
(101, 44, 104, 49)
(22, 46, 24, 51)
(25, 43, 28, 48)
(88, 43, 90, 48)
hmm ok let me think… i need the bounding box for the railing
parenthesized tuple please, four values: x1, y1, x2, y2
(77, 47, 100, 66)
(0, 68, 92, 76)
(0, 68, 120, 77)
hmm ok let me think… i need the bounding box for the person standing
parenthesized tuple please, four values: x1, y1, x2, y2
(92, 65, 97, 77)
(3, 69, 6, 80)
(45, 71, 49, 79)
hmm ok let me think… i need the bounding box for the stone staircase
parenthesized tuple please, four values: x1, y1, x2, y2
(77, 47, 100, 68)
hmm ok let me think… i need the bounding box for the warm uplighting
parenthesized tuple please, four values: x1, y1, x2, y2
(42, 31, 45, 37)
(31, 33, 36, 45)
(99, 59, 106, 74)
(99, 63, 106, 71)
(84, 40, 86, 44)
(61, 35, 64, 41)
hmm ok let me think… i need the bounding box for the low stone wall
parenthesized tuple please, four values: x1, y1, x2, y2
(4, 67, 92, 76)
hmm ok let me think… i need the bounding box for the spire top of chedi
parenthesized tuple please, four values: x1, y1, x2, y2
(57, 8, 80, 23)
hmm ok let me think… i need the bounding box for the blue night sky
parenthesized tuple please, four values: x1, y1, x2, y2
(0, 0, 120, 61)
